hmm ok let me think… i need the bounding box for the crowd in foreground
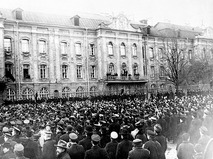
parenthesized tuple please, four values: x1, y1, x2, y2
(0, 93, 213, 159)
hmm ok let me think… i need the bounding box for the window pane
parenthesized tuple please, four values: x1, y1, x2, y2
(77, 65, 82, 78)
(61, 42, 67, 54)
(75, 43, 81, 55)
(132, 44, 137, 56)
(120, 43, 126, 56)
(39, 41, 46, 53)
(4, 39, 12, 52)
(90, 44, 95, 55)
(91, 66, 95, 78)
(40, 65, 47, 79)
(22, 39, 29, 52)
(62, 65, 68, 78)
(149, 47, 154, 58)
(108, 42, 113, 55)
(23, 64, 30, 79)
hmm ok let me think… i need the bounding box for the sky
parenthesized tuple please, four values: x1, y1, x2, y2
(1, 0, 213, 27)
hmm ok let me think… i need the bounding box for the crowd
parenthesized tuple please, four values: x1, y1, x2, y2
(0, 93, 212, 159)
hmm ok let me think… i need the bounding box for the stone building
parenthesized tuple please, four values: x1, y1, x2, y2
(0, 8, 213, 100)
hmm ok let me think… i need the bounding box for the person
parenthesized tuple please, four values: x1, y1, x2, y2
(197, 126, 211, 153)
(42, 130, 56, 159)
(12, 126, 22, 143)
(128, 139, 150, 159)
(67, 132, 85, 159)
(154, 124, 167, 159)
(79, 125, 93, 151)
(143, 130, 163, 159)
(60, 125, 73, 143)
(105, 131, 118, 159)
(84, 134, 109, 159)
(14, 143, 29, 159)
(177, 133, 195, 159)
(116, 127, 133, 159)
(1, 141, 16, 159)
(55, 140, 71, 159)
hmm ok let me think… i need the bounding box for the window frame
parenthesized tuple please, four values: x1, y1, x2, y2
(38, 40, 47, 54)
(75, 42, 82, 56)
(108, 42, 114, 56)
(60, 41, 68, 55)
(21, 39, 30, 53)
(62, 64, 68, 79)
(40, 64, 47, 79)
(120, 42, 126, 57)
(77, 65, 83, 79)
(132, 43, 137, 57)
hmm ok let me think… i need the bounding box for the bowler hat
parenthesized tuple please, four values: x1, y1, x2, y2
(55, 140, 68, 149)
(69, 133, 78, 141)
(91, 134, 101, 142)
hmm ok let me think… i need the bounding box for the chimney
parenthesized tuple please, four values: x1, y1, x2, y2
(13, 8, 23, 20)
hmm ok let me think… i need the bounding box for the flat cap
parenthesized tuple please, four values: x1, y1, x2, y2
(133, 138, 142, 144)
(69, 133, 78, 140)
(91, 134, 101, 142)
(110, 131, 118, 139)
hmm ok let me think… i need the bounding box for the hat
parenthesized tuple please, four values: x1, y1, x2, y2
(94, 123, 102, 127)
(154, 124, 162, 133)
(69, 133, 78, 141)
(2, 127, 9, 133)
(91, 134, 101, 142)
(85, 125, 93, 134)
(55, 140, 67, 149)
(5, 132, 12, 137)
(110, 131, 118, 139)
(16, 120, 22, 125)
(57, 125, 63, 131)
(66, 125, 73, 132)
(147, 130, 155, 137)
(135, 119, 145, 127)
(13, 126, 21, 132)
(10, 121, 15, 125)
(120, 128, 129, 135)
(24, 119, 30, 124)
(14, 143, 24, 151)
(133, 139, 142, 145)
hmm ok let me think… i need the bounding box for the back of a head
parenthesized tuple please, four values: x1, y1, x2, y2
(182, 133, 190, 141)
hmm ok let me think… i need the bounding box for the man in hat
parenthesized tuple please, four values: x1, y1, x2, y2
(128, 139, 150, 159)
(14, 143, 28, 159)
(60, 125, 73, 143)
(79, 125, 93, 151)
(144, 130, 164, 159)
(116, 127, 133, 159)
(55, 140, 70, 159)
(55, 125, 64, 143)
(42, 130, 56, 159)
(1, 141, 16, 159)
(154, 124, 167, 159)
(100, 126, 110, 148)
(67, 132, 85, 159)
(12, 126, 22, 143)
(105, 131, 118, 159)
(0, 127, 9, 144)
(84, 134, 109, 159)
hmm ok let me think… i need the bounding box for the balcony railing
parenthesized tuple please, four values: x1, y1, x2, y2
(106, 73, 143, 81)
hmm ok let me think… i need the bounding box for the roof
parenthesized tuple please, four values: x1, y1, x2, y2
(0, 8, 110, 29)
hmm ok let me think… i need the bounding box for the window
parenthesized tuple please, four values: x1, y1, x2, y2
(132, 43, 137, 56)
(75, 43, 81, 56)
(90, 44, 95, 56)
(151, 66, 155, 77)
(120, 42, 126, 56)
(109, 63, 115, 74)
(4, 38, 12, 52)
(40, 64, 47, 79)
(39, 40, 46, 53)
(23, 64, 30, 79)
(149, 47, 154, 59)
(22, 39, 29, 53)
(61, 42, 67, 54)
(5, 63, 13, 74)
(188, 50, 192, 60)
(133, 63, 138, 75)
(159, 66, 165, 77)
(143, 65, 147, 76)
(158, 48, 163, 59)
(62, 87, 71, 98)
(7, 88, 15, 101)
(108, 42, 113, 55)
(39, 87, 49, 99)
(121, 63, 128, 76)
(76, 86, 84, 97)
(62, 65, 68, 79)
(90, 86, 97, 96)
(91, 66, 96, 78)
(22, 88, 33, 100)
(77, 65, 82, 78)
(142, 46, 146, 60)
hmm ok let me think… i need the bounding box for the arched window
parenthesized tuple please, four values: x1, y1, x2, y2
(60, 41, 68, 55)
(75, 42, 81, 55)
(21, 39, 30, 53)
(38, 40, 46, 54)
(120, 42, 126, 56)
(39, 87, 49, 99)
(132, 43, 137, 56)
(90, 86, 98, 96)
(121, 63, 128, 76)
(133, 63, 138, 75)
(62, 87, 71, 98)
(108, 42, 113, 55)
(7, 88, 15, 101)
(76, 86, 84, 97)
(62, 64, 68, 79)
(108, 63, 115, 74)
(22, 88, 34, 100)
(149, 47, 154, 58)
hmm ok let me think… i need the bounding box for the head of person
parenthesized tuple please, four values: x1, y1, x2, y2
(55, 140, 68, 156)
(2, 141, 12, 154)
(12, 126, 21, 137)
(4, 132, 12, 142)
(147, 130, 155, 140)
(182, 133, 190, 142)
(44, 130, 52, 140)
(91, 134, 100, 146)
(154, 124, 162, 135)
(110, 131, 118, 141)
(133, 139, 143, 148)
(69, 132, 78, 143)
(85, 125, 93, 137)
(14, 143, 24, 157)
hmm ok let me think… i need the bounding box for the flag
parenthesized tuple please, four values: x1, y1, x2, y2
(5, 70, 15, 82)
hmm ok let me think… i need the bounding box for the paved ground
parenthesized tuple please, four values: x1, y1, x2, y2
(166, 142, 177, 159)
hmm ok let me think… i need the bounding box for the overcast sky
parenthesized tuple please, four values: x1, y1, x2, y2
(1, 0, 213, 27)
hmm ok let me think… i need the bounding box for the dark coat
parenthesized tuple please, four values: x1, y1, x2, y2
(128, 147, 150, 159)
(42, 139, 56, 159)
(144, 139, 163, 159)
(116, 139, 133, 159)
(84, 145, 109, 159)
(177, 141, 195, 159)
(2, 150, 16, 159)
(57, 152, 71, 159)
(67, 143, 85, 159)
(155, 134, 167, 153)
(24, 138, 39, 159)
(105, 140, 118, 159)
(79, 136, 92, 151)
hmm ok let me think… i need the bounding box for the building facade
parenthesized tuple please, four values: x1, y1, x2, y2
(0, 8, 213, 100)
